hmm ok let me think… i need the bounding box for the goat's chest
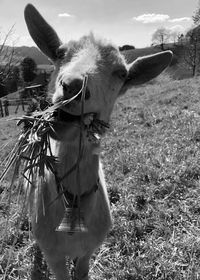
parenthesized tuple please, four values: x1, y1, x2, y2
(49, 135, 99, 194)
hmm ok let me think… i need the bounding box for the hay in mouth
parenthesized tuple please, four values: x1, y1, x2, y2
(0, 75, 109, 236)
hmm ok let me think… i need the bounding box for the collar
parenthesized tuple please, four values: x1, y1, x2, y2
(62, 179, 99, 208)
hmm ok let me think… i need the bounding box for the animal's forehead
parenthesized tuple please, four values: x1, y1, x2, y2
(61, 34, 125, 67)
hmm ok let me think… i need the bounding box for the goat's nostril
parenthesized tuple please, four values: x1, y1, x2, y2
(61, 79, 83, 99)
(70, 79, 83, 93)
(61, 78, 90, 101)
(61, 81, 69, 92)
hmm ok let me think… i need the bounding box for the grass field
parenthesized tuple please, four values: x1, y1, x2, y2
(1, 74, 200, 279)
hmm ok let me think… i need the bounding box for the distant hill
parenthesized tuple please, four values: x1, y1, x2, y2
(15, 46, 51, 65)
(1, 45, 51, 65)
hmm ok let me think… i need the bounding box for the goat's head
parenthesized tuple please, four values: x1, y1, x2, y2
(24, 4, 172, 122)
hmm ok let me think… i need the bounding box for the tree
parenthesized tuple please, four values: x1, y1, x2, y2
(119, 45, 135, 51)
(5, 66, 21, 92)
(21, 56, 37, 83)
(193, 0, 200, 25)
(0, 25, 16, 97)
(182, 1, 200, 76)
(152, 27, 170, 50)
(169, 29, 183, 45)
(184, 27, 200, 76)
(178, 34, 185, 46)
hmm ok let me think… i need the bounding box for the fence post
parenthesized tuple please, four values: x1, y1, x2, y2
(0, 99, 4, 117)
(21, 98, 25, 111)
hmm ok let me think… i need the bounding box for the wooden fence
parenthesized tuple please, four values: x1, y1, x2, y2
(0, 84, 48, 117)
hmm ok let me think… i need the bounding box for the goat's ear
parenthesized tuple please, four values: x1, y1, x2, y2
(24, 4, 62, 61)
(120, 51, 172, 94)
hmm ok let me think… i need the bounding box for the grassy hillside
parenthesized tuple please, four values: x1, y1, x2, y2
(122, 43, 192, 80)
(121, 46, 160, 63)
(1, 75, 200, 279)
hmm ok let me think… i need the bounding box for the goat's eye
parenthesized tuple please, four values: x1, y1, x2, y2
(113, 69, 127, 80)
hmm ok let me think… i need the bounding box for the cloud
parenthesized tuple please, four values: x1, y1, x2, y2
(169, 17, 191, 23)
(133, 14, 191, 24)
(133, 14, 170, 24)
(58, 13, 74, 18)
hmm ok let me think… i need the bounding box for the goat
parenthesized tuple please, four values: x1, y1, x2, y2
(24, 4, 172, 280)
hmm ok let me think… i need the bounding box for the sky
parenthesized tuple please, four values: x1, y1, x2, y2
(0, 0, 198, 49)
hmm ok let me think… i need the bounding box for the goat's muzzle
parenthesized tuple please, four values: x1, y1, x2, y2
(60, 78, 91, 101)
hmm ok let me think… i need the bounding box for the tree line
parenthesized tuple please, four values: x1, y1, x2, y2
(151, 1, 200, 76)
(0, 28, 38, 97)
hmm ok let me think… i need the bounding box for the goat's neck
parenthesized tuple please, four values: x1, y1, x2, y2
(50, 125, 100, 196)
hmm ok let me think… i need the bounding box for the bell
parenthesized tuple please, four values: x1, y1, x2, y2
(56, 208, 88, 234)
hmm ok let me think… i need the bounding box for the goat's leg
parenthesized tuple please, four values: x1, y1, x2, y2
(73, 254, 90, 280)
(45, 254, 70, 280)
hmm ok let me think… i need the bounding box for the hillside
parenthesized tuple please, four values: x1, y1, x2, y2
(122, 43, 184, 64)
(122, 43, 192, 80)
(15, 46, 50, 65)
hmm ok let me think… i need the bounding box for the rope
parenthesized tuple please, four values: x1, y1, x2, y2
(46, 76, 89, 209)
(54, 76, 88, 232)
(76, 75, 88, 223)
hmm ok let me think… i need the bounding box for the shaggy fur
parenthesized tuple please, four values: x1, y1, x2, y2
(24, 4, 172, 280)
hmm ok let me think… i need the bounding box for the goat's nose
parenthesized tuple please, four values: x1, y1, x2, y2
(61, 79, 90, 101)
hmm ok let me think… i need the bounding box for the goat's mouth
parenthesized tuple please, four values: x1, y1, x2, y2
(52, 76, 109, 137)
(54, 108, 109, 141)
(56, 108, 96, 124)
